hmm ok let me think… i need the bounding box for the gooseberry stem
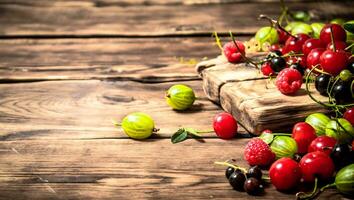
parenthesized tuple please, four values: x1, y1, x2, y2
(320, 183, 336, 192)
(229, 31, 259, 69)
(214, 161, 247, 173)
(196, 130, 214, 134)
(296, 178, 319, 199)
(111, 119, 122, 126)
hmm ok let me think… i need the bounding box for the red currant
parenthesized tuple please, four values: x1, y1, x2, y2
(282, 34, 311, 55)
(269, 158, 302, 191)
(223, 41, 245, 63)
(292, 122, 317, 154)
(320, 24, 347, 45)
(344, 108, 354, 126)
(261, 62, 275, 76)
(299, 151, 335, 182)
(278, 29, 289, 44)
(308, 135, 336, 156)
(327, 41, 347, 51)
(306, 48, 325, 70)
(302, 38, 325, 56)
(319, 49, 348, 76)
(213, 112, 238, 139)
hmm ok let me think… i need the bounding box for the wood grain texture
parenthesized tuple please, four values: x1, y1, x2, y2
(0, 80, 241, 140)
(0, 2, 353, 36)
(0, 139, 344, 200)
(0, 37, 228, 82)
(220, 79, 328, 134)
(197, 54, 266, 103)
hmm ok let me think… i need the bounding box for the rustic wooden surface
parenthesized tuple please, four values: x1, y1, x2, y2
(0, 0, 353, 199)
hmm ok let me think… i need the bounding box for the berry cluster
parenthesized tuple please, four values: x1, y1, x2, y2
(224, 164, 264, 195)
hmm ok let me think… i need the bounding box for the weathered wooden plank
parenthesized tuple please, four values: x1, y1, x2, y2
(0, 80, 244, 140)
(220, 79, 328, 134)
(0, 37, 227, 82)
(197, 54, 266, 103)
(0, 2, 353, 36)
(0, 0, 332, 7)
(0, 139, 343, 200)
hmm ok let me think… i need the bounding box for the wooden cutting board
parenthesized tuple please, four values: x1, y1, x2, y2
(196, 54, 328, 135)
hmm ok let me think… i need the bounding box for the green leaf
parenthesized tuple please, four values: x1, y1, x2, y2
(171, 128, 188, 144)
(259, 133, 274, 144)
(184, 127, 202, 138)
(343, 21, 354, 34)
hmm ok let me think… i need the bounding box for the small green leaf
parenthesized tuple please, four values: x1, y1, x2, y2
(259, 133, 274, 144)
(171, 128, 188, 144)
(343, 21, 354, 34)
(184, 127, 202, 138)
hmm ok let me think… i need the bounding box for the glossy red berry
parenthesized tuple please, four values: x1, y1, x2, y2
(276, 68, 303, 95)
(278, 29, 289, 44)
(261, 62, 275, 76)
(327, 41, 347, 51)
(299, 151, 335, 182)
(306, 48, 325, 70)
(320, 24, 347, 45)
(269, 158, 302, 191)
(261, 129, 273, 134)
(269, 44, 282, 52)
(213, 112, 238, 139)
(320, 49, 348, 76)
(308, 135, 336, 156)
(223, 41, 245, 63)
(344, 108, 354, 126)
(292, 122, 317, 154)
(302, 38, 325, 56)
(282, 34, 311, 55)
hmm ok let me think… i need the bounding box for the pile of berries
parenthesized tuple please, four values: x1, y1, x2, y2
(221, 19, 353, 100)
(216, 109, 354, 198)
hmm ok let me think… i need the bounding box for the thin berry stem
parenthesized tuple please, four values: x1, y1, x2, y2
(111, 119, 122, 126)
(296, 177, 319, 199)
(196, 130, 214, 134)
(320, 183, 336, 192)
(329, 26, 336, 52)
(214, 161, 247, 173)
(258, 14, 297, 39)
(229, 31, 259, 69)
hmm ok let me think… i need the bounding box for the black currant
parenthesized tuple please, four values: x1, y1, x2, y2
(330, 143, 353, 169)
(290, 63, 305, 76)
(270, 57, 286, 72)
(271, 50, 282, 57)
(347, 62, 354, 74)
(315, 74, 332, 96)
(244, 177, 264, 195)
(225, 167, 235, 179)
(247, 166, 262, 180)
(331, 81, 353, 105)
(228, 171, 246, 191)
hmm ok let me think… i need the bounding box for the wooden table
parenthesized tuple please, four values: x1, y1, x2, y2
(0, 1, 353, 199)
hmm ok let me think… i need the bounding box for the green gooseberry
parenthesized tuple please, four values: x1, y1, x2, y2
(305, 113, 331, 136)
(166, 84, 196, 110)
(270, 136, 297, 159)
(331, 18, 346, 26)
(311, 23, 325, 39)
(291, 11, 311, 22)
(121, 112, 156, 139)
(255, 26, 279, 46)
(339, 69, 352, 81)
(291, 23, 313, 36)
(325, 118, 354, 144)
(285, 22, 304, 32)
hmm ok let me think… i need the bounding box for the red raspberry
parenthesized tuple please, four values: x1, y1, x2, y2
(276, 68, 303, 95)
(261, 62, 275, 76)
(244, 138, 275, 167)
(223, 41, 245, 63)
